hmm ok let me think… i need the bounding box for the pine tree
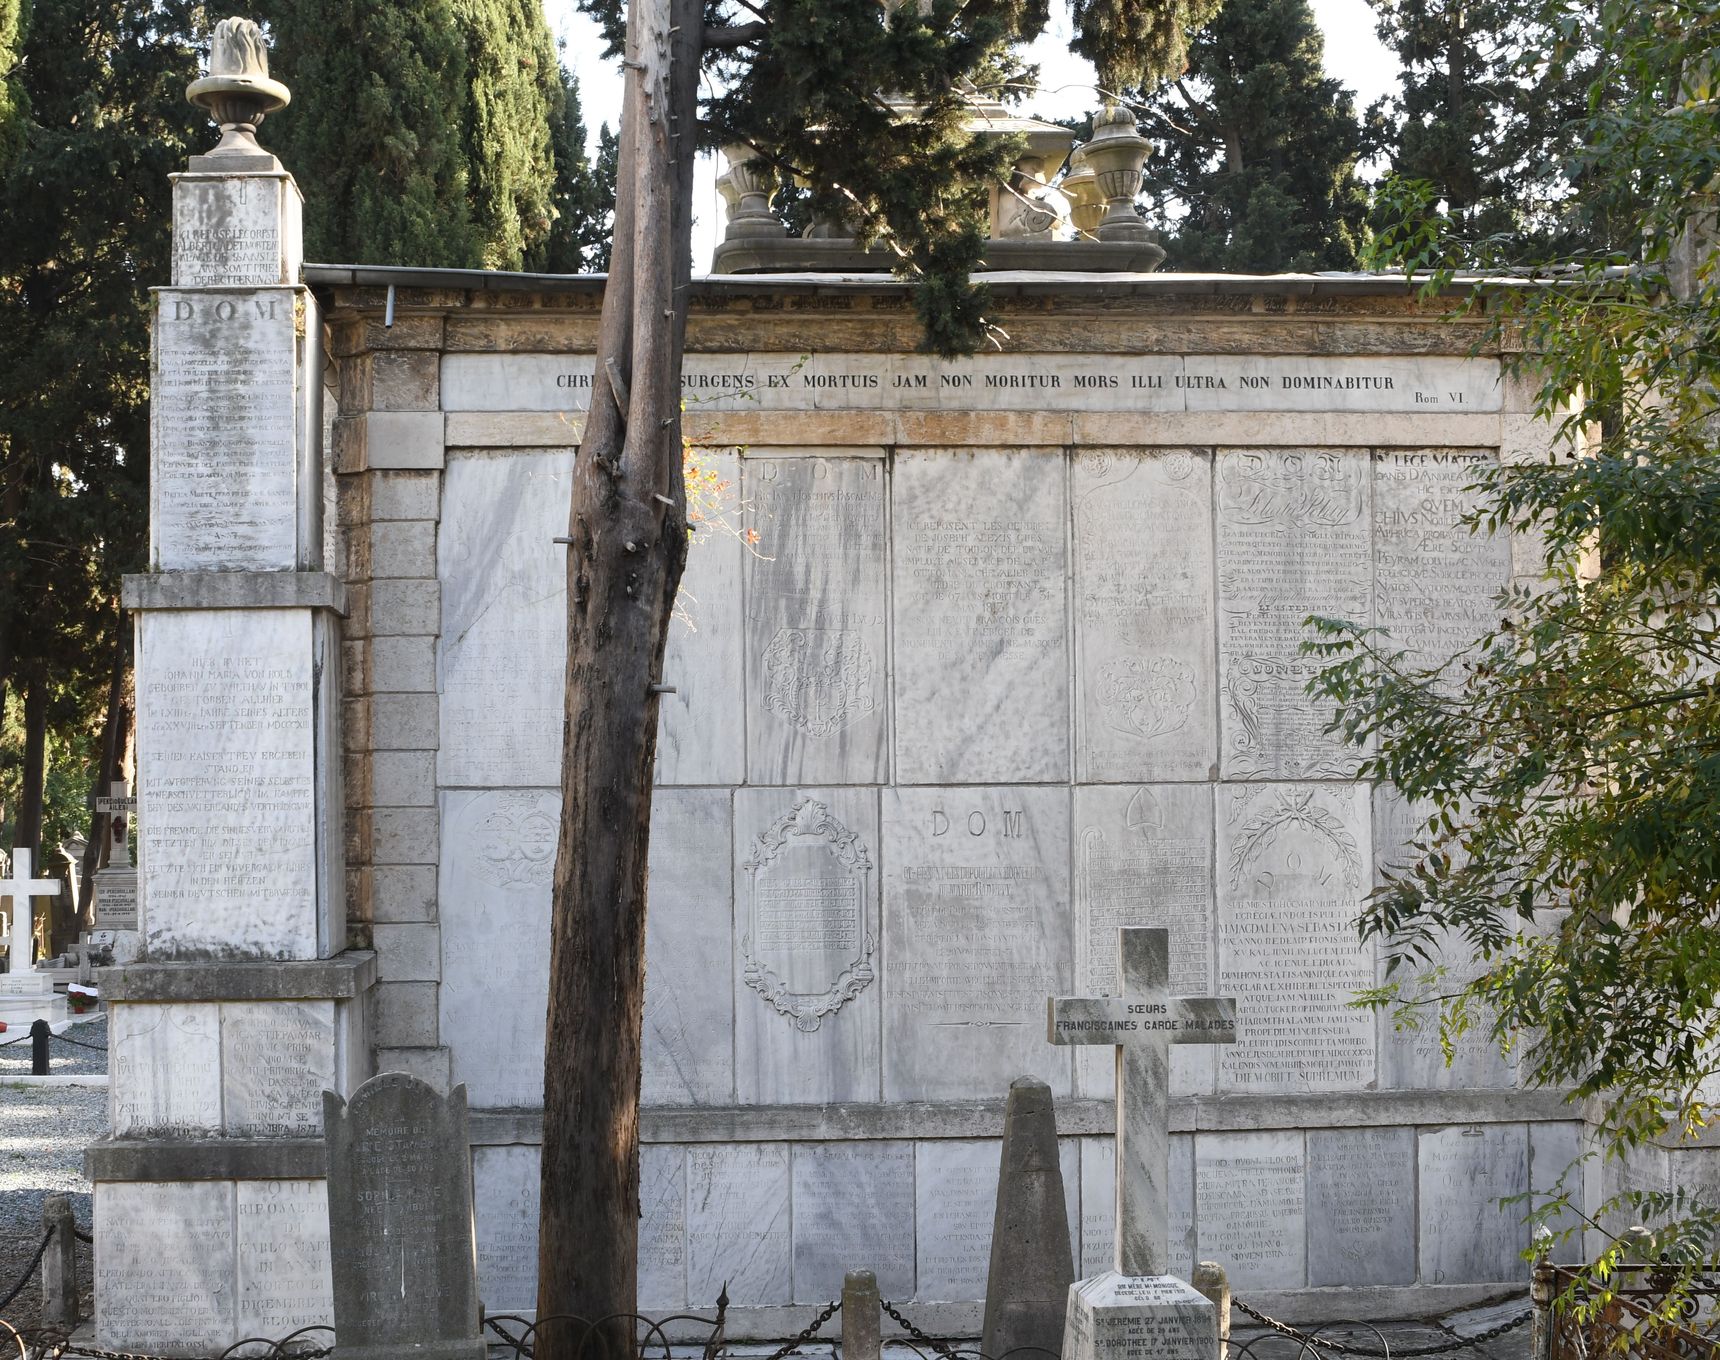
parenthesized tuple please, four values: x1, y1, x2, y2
(1134, 0, 1369, 271)
(525, 66, 609, 273)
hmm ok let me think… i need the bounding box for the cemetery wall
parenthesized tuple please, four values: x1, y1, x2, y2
(315, 270, 1586, 1334)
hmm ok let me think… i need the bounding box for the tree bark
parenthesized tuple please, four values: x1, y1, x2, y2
(78, 621, 131, 927)
(535, 0, 700, 1344)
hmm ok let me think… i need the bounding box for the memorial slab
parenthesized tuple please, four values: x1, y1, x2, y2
(639, 1144, 690, 1312)
(1063, 1272, 1217, 1360)
(791, 1141, 914, 1304)
(1216, 448, 1371, 779)
(1418, 1124, 1529, 1284)
(1080, 1136, 1194, 1280)
(918, 1139, 1007, 1301)
(236, 1179, 334, 1344)
(151, 288, 318, 571)
(1529, 1121, 1586, 1243)
(686, 1143, 791, 1306)
(1306, 1127, 1416, 1287)
(222, 1000, 338, 1136)
(437, 450, 569, 788)
(324, 1073, 483, 1360)
(883, 787, 1072, 1100)
(1074, 785, 1215, 1098)
(734, 787, 881, 1105)
(135, 609, 328, 959)
(473, 1144, 541, 1312)
(440, 789, 558, 1106)
(1073, 450, 1216, 781)
(1216, 784, 1374, 1092)
(743, 455, 889, 785)
(96, 1180, 236, 1355)
(891, 449, 1069, 783)
(172, 172, 302, 287)
(109, 1003, 222, 1136)
(645, 789, 735, 1106)
(1195, 1130, 1307, 1290)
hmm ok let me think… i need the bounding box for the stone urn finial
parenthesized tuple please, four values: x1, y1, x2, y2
(1081, 103, 1154, 243)
(186, 17, 291, 158)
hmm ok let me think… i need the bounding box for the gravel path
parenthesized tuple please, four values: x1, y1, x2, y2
(0, 1013, 108, 1080)
(0, 1019, 106, 1330)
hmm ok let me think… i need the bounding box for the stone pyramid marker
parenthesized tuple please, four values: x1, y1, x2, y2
(982, 1076, 1076, 1360)
(1047, 927, 1238, 1360)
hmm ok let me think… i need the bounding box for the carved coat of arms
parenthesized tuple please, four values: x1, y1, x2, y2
(762, 627, 877, 738)
(741, 798, 875, 1032)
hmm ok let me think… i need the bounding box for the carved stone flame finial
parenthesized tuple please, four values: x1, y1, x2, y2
(186, 17, 291, 159)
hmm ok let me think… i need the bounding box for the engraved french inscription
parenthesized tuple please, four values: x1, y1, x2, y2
(882, 788, 1072, 1100)
(893, 450, 1069, 783)
(639, 1146, 688, 1312)
(744, 456, 889, 785)
(686, 1144, 791, 1305)
(1074, 785, 1215, 1098)
(1075, 450, 1216, 781)
(1419, 1124, 1530, 1283)
(1217, 784, 1375, 1092)
(474, 1145, 541, 1312)
(1306, 1128, 1415, 1286)
(1217, 448, 1371, 779)
(791, 1142, 915, 1303)
(1195, 1131, 1307, 1289)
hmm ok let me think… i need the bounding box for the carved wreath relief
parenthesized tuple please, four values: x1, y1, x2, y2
(762, 627, 879, 738)
(742, 798, 876, 1032)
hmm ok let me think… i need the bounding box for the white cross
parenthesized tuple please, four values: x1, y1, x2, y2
(95, 781, 135, 869)
(1048, 927, 1237, 1277)
(0, 848, 61, 972)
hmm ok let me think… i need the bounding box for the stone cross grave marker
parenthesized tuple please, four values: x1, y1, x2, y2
(324, 1073, 486, 1360)
(1049, 926, 1237, 1276)
(0, 847, 61, 993)
(95, 782, 135, 869)
(1048, 927, 1238, 1360)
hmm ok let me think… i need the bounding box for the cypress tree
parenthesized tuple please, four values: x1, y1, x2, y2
(258, 0, 483, 265)
(0, 0, 25, 170)
(525, 66, 609, 274)
(1134, 0, 1369, 271)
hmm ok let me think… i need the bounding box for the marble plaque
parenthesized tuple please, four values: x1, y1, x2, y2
(1418, 1124, 1529, 1284)
(96, 1180, 236, 1354)
(110, 1003, 222, 1136)
(1074, 785, 1215, 1098)
(1216, 449, 1372, 779)
(791, 1141, 915, 1304)
(734, 787, 880, 1104)
(474, 1144, 542, 1312)
(882, 787, 1073, 1100)
(172, 174, 301, 286)
(658, 448, 746, 785)
(1081, 1136, 1194, 1279)
(438, 450, 570, 788)
(645, 790, 735, 1106)
(743, 456, 889, 785)
(236, 1179, 333, 1344)
(136, 609, 320, 959)
(639, 1144, 689, 1312)
(441, 789, 558, 1107)
(1074, 450, 1216, 781)
(1529, 1122, 1585, 1243)
(1195, 1131, 1307, 1290)
(152, 289, 310, 571)
(1063, 1273, 1216, 1360)
(686, 1143, 791, 1305)
(1373, 451, 1510, 668)
(1374, 789, 1514, 1089)
(1217, 784, 1374, 1092)
(222, 1000, 337, 1136)
(916, 1138, 1080, 1301)
(1306, 1128, 1416, 1287)
(892, 450, 1069, 783)
(440, 353, 1502, 415)
(93, 867, 139, 930)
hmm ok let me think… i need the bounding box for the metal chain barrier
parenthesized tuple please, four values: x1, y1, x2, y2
(882, 1298, 965, 1359)
(1231, 1298, 1533, 1357)
(760, 1299, 841, 1360)
(0, 1232, 53, 1314)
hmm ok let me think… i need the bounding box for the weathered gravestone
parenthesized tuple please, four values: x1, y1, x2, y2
(983, 1076, 1076, 1360)
(324, 1073, 485, 1360)
(1049, 928, 1237, 1360)
(0, 848, 61, 995)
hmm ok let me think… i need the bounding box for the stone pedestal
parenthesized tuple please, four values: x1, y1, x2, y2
(1063, 1273, 1218, 1360)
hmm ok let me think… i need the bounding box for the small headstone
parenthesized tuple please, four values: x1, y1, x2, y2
(324, 1073, 486, 1360)
(982, 1076, 1076, 1360)
(0, 847, 61, 990)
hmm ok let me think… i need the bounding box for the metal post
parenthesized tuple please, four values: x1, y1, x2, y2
(1530, 1227, 1555, 1360)
(30, 1017, 50, 1075)
(842, 1269, 881, 1360)
(42, 1192, 80, 1328)
(1193, 1261, 1231, 1360)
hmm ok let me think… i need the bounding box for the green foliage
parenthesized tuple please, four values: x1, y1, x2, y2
(0, 0, 27, 172)
(259, 0, 483, 265)
(1133, 0, 1369, 270)
(1312, 0, 1720, 1285)
(0, 684, 103, 861)
(1366, 0, 1636, 260)
(526, 67, 611, 274)
(1071, 0, 1220, 97)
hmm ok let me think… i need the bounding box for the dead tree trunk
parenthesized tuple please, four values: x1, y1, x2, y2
(536, 0, 701, 1344)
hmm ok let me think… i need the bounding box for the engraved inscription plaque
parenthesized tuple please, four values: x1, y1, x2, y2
(236, 1179, 334, 1341)
(1195, 1131, 1307, 1289)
